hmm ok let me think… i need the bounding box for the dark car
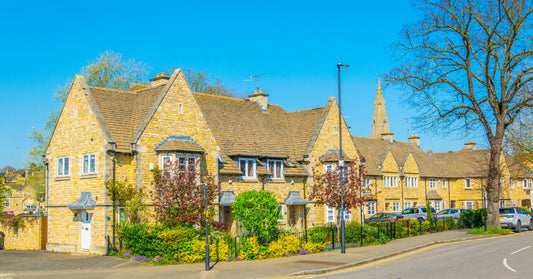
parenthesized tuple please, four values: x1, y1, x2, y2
(365, 213, 403, 224)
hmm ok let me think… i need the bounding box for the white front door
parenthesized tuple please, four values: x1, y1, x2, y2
(81, 210, 92, 250)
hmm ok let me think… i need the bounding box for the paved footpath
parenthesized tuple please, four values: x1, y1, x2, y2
(0, 230, 514, 279)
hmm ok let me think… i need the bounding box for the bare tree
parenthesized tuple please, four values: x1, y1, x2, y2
(388, 0, 533, 227)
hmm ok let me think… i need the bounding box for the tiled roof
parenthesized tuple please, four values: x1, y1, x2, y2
(90, 85, 166, 152)
(431, 149, 490, 178)
(320, 149, 353, 162)
(506, 157, 533, 179)
(194, 93, 326, 160)
(154, 136, 204, 153)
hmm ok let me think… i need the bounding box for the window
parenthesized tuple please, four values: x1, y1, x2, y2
(178, 103, 183, 114)
(442, 201, 446, 209)
(499, 200, 505, 207)
(239, 158, 256, 179)
(510, 179, 514, 189)
(325, 205, 335, 223)
(57, 157, 70, 176)
(406, 176, 418, 188)
(363, 177, 372, 189)
(267, 159, 283, 179)
(4, 199, 9, 208)
(367, 201, 376, 215)
(433, 201, 440, 211)
(464, 201, 474, 210)
(523, 179, 532, 189)
(441, 179, 447, 188)
(384, 176, 398, 188)
(117, 207, 127, 224)
(429, 178, 436, 189)
(465, 178, 472, 189)
(178, 156, 196, 171)
(82, 153, 96, 174)
(341, 209, 351, 222)
(404, 201, 411, 210)
(278, 205, 285, 222)
(392, 202, 400, 212)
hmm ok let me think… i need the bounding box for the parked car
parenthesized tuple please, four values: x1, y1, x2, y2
(499, 207, 533, 232)
(365, 213, 403, 224)
(401, 207, 436, 221)
(433, 208, 467, 222)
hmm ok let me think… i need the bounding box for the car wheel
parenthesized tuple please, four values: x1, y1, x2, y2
(515, 221, 521, 232)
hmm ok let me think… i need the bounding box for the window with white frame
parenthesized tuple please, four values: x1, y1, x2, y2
(510, 179, 514, 189)
(384, 176, 398, 188)
(367, 201, 376, 215)
(82, 153, 96, 174)
(523, 178, 532, 189)
(267, 159, 283, 179)
(278, 205, 285, 222)
(363, 177, 372, 189)
(160, 155, 172, 176)
(57, 156, 70, 176)
(442, 201, 446, 209)
(239, 158, 256, 179)
(499, 200, 505, 207)
(432, 200, 440, 211)
(441, 179, 447, 188)
(178, 156, 196, 171)
(392, 202, 400, 212)
(464, 200, 474, 209)
(341, 209, 351, 222)
(406, 176, 418, 188)
(465, 178, 472, 189)
(404, 201, 411, 210)
(429, 178, 436, 189)
(4, 198, 9, 208)
(325, 205, 335, 223)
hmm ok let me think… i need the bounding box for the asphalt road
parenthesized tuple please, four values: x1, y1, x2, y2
(313, 231, 533, 279)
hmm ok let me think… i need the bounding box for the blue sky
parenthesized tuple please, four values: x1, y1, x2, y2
(0, 1, 486, 168)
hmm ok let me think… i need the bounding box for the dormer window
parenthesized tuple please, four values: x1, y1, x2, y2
(267, 159, 283, 179)
(239, 158, 256, 179)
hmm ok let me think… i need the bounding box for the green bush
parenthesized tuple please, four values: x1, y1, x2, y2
(120, 224, 166, 258)
(232, 190, 280, 243)
(459, 209, 486, 228)
(307, 226, 333, 244)
(467, 227, 512, 235)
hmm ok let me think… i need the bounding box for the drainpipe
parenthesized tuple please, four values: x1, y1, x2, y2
(447, 179, 451, 209)
(112, 153, 116, 250)
(43, 157, 49, 216)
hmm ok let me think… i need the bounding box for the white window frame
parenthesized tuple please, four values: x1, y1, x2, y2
(499, 200, 505, 208)
(4, 199, 9, 208)
(510, 179, 514, 189)
(392, 202, 400, 212)
(523, 178, 532, 189)
(239, 158, 256, 179)
(384, 175, 398, 188)
(442, 201, 446, 209)
(57, 156, 70, 176)
(441, 179, 447, 189)
(325, 205, 335, 223)
(465, 178, 472, 189)
(278, 204, 285, 222)
(267, 159, 284, 180)
(404, 201, 411, 210)
(367, 201, 376, 215)
(160, 155, 172, 169)
(82, 153, 96, 174)
(432, 200, 440, 211)
(464, 200, 474, 209)
(429, 178, 436, 189)
(363, 177, 372, 189)
(406, 176, 418, 188)
(177, 155, 196, 171)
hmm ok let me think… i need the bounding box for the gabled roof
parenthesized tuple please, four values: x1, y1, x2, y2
(90, 85, 166, 153)
(194, 93, 327, 161)
(352, 137, 440, 177)
(431, 149, 490, 178)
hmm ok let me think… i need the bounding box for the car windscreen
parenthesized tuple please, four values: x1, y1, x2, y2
(499, 208, 514, 214)
(401, 209, 410, 214)
(420, 208, 426, 213)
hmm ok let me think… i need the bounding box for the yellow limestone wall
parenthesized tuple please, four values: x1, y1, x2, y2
(0, 216, 44, 250)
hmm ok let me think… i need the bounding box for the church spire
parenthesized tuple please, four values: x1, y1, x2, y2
(370, 79, 394, 141)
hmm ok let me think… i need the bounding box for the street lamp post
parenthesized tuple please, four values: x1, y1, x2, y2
(201, 183, 210, 271)
(337, 62, 349, 254)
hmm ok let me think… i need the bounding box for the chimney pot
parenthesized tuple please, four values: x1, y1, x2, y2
(149, 72, 170, 86)
(408, 134, 421, 147)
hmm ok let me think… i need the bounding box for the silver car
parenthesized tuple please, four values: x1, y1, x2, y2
(434, 208, 467, 222)
(401, 207, 436, 221)
(500, 207, 533, 232)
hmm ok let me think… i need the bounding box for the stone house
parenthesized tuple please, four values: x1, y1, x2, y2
(352, 82, 533, 217)
(44, 69, 359, 254)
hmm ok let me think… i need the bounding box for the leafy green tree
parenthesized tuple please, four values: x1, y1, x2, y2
(388, 0, 533, 228)
(105, 179, 146, 224)
(232, 190, 280, 243)
(165, 68, 236, 97)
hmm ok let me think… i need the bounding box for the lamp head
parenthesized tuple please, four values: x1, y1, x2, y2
(337, 63, 350, 69)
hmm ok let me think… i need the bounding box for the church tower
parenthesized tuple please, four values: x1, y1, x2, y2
(370, 80, 394, 141)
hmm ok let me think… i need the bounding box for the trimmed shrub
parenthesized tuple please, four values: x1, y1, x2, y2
(267, 235, 301, 257)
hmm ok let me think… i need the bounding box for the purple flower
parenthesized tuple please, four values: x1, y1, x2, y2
(236, 256, 242, 261)
(284, 253, 289, 257)
(124, 251, 130, 257)
(132, 255, 141, 260)
(141, 256, 148, 261)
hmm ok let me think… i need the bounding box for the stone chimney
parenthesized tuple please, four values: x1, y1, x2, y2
(248, 89, 269, 112)
(380, 132, 395, 143)
(408, 134, 420, 147)
(427, 148, 432, 155)
(149, 73, 170, 87)
(463, 141, 476, 150)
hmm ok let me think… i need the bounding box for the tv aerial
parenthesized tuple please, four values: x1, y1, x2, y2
(245, 73, 266, 91)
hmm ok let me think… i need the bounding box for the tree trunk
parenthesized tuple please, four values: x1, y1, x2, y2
(486, 122, 505, 228)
